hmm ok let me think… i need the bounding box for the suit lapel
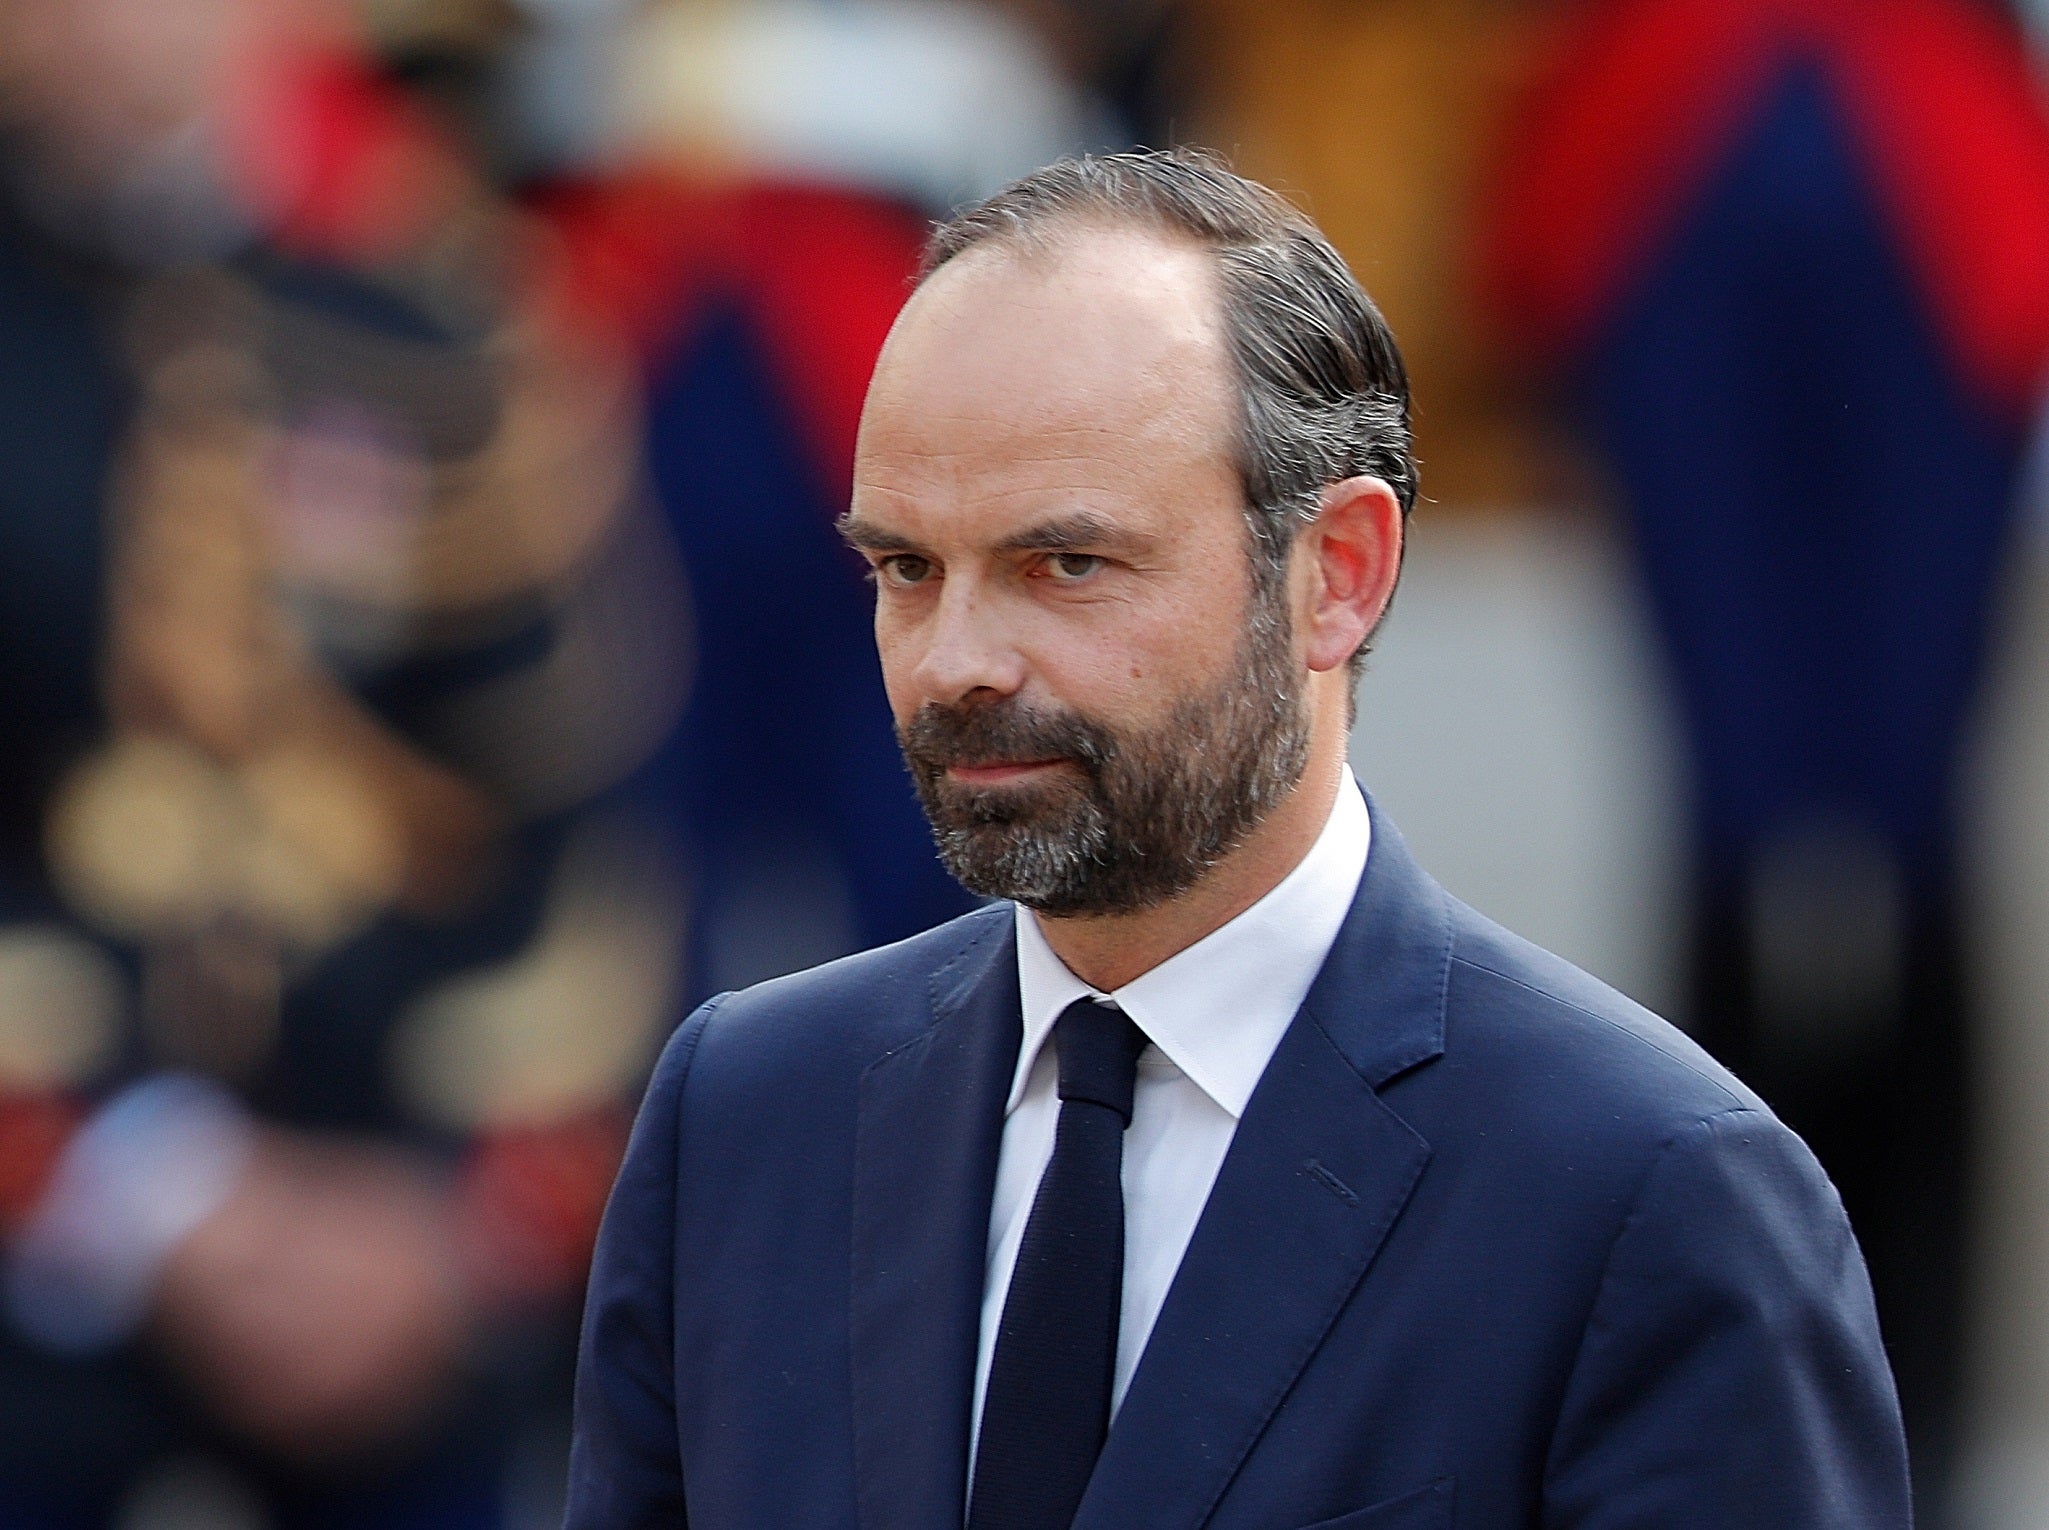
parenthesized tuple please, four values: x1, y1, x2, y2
(850, 909, 1021, 1530)
(1076, 797, 1454, 1530)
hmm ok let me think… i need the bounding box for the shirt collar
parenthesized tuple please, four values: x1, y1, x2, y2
(1010, 767, 1371, 1118)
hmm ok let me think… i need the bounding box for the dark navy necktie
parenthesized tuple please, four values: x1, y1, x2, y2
(968, 998, 1148, 1530)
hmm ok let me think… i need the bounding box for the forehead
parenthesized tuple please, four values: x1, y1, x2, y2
(852, 225, 1240, 535)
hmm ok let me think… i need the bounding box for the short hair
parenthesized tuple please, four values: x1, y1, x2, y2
(920, 147, 1416, 664)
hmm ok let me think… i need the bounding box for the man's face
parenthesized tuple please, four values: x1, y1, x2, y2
(845, 226, 1311, 916)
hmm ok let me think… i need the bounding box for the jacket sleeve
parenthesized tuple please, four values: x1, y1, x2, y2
(1542, 1106, 1912, 1528)
(565, 997, 724, 1530)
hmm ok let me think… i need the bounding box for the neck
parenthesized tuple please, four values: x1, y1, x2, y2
(1033, 732, 1348, 991)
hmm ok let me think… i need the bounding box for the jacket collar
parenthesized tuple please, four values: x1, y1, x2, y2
(1299, 789, 1453, 1089)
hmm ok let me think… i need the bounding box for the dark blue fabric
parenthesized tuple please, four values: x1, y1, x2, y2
(1585, 61, 2020, 879)
(568, 790, 1910, 1529)
(637, 300, 974, 1003)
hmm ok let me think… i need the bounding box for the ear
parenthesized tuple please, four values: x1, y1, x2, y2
(1297, 475, 1404, 673)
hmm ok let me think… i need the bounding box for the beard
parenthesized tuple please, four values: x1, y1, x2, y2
(898, 585, 1312, 917)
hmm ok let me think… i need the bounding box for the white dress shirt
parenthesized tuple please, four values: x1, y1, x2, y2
(970, 768, 1372, 1454)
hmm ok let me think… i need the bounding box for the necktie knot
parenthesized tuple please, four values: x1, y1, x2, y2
(1054, 999, 1146, 1126)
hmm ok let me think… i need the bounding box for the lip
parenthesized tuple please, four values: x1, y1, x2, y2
(945, 759, 1069, 787)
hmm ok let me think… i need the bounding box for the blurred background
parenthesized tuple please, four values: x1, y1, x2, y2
(3, 0, 2049, 1526)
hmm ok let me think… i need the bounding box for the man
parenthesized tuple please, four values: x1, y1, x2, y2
(568, 150, 1910, 1528)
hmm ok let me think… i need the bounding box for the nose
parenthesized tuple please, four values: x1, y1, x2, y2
(902, 575, 1028, 708)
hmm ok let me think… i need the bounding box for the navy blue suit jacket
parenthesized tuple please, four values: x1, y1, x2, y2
(567, 797, 1910, 1527)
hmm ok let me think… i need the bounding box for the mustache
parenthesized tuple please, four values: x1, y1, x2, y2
(899, 699, 1115, 777)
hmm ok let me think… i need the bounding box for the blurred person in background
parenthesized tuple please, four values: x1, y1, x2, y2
(522, 0, 1118, 1003)
(0, 0, 693, 1523)
(1486, 0, 2049, 1517)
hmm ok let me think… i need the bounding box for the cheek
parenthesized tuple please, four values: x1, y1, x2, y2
(868, 609, 920, 714)
(1038, 614, 1218, 717)
(874, 649, 924, 727)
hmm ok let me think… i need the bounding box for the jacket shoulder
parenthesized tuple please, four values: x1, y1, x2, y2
(1416, 895, 1775, 1162)
(671, 901, 1013, 1079)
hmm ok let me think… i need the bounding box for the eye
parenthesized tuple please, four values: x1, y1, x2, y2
(878, 554, 935, 587)
(1043, 552, 1103, 582)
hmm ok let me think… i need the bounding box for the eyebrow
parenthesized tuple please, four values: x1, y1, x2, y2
(836, 514, 922, 554)
(993, 512, 1155, 558)
(837, 510, 1158, 560)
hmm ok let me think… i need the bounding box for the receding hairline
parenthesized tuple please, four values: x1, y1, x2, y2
(906, 210, 1275, 364)
(874, 217, 1240, 412)
(924, 204, 1240, 274)
(904, 212, 1231, 330)
(917, 150, 1328, 283)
